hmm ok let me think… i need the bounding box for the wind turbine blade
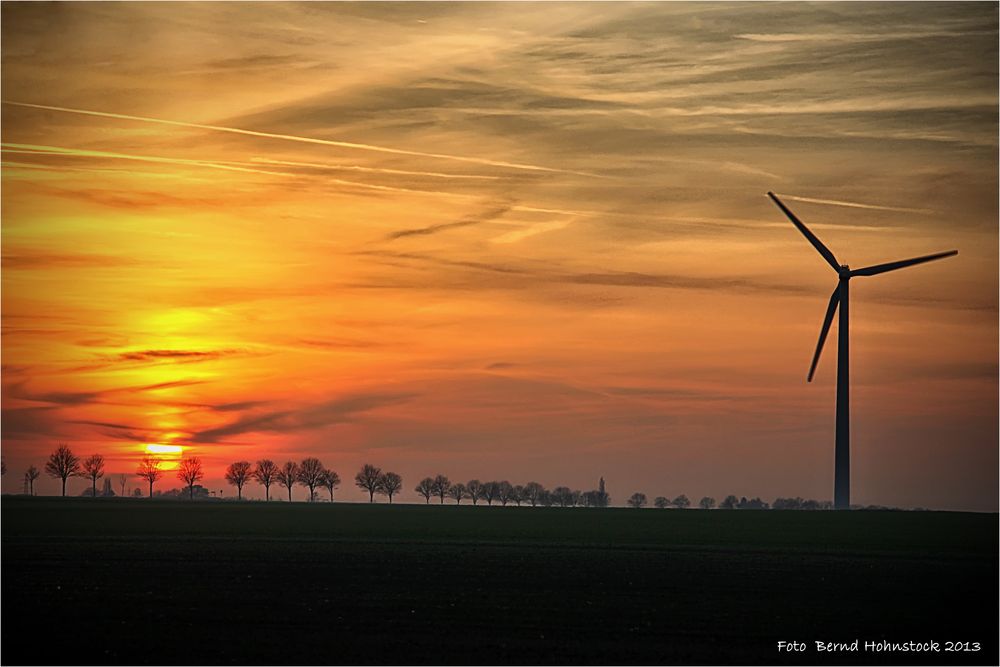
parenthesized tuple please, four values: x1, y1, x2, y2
(808, 286, 840, 382)
(849, 250, 958, 277)
(767, 192, 840, 272)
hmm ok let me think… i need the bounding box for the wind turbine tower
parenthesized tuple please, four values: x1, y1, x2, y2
(767, 192, 957, 510)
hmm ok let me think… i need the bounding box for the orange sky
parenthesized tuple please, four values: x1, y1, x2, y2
(2, 2, 997, 509)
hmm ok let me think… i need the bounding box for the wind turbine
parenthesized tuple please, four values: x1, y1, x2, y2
(767, 192, 957, 510)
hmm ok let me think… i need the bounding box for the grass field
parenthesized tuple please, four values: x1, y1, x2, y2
(2, 497, 996, 665)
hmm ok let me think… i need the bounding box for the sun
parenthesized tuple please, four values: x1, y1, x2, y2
(143, 443, 184, 470)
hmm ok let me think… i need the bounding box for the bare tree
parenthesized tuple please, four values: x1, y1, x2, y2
(136, 456, 163, 497)
(80, 454, 105, 498)
(654, 496, 670, 509)
(117, 473, 128, 497)
(253, 459, 279, 501)
(377, 472, 403, 503)
(481, 481, 500, 506)
(497, 481, 514, 506)
(320, 469, 341, 502)
(415, 477, 434, 504)
(466, 479, 483, 506)
(512, 484, 527, 506)
(699, 496, 716, 510)
(552, 486, 573, 508)
(297, 458, 325, 501)
(673, 494, 691, 509)
(24, 465, 40, 495)
(627, 492, 647, 508)
(524, 481, 545, 507)
(226, 460, 253, 500)
(447, 482, 466, 504)
(355, 464, 382, 503)
(45, 444, 81, 497)
(177, 457, 205, 499)
(277, 461, 299, 502)
(431, 474, 451, 504)
(720, 495, 739, 509)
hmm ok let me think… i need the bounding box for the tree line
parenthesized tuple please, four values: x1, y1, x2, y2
(7, 445, 834, 509)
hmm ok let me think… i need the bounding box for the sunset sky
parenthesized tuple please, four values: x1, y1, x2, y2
(2, 2, 996, 509)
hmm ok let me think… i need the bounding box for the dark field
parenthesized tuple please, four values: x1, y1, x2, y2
(2, 498, 996, 665)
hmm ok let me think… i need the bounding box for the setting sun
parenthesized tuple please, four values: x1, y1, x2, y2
(144, 444, 183, 455)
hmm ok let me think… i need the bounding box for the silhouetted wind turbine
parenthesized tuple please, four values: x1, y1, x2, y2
(767, 192, 957, 510)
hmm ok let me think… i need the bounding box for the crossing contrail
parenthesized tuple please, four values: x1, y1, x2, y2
(2, 100, 606, 178)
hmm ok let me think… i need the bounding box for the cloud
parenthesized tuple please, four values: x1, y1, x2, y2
(114, 349, 242, 363)
(384, 204, 512, 241)
(189, 392, 416, 443)
(3, 250, 141, 270)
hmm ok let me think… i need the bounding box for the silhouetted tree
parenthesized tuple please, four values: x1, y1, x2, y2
(570, 490, 583, 507)
(720, 495, 739, 509)
(297, 458, 325, 502)
(355, 464, 383, 503)
(177, 458, 205, 499)
(538, 489, 554, 507)
(466, 479, 483, 505)
(654, 496, 670, 509)
(117, 473, 128, 497)
(24, 465, 40, 495)
(226, 460, 253, 500)
(79, 454, 105, 498)
(136, 456, 163, 497)
(673, 494, 690, 509)
(524, 481, 544, 507)
(552, 486, 573, 508)
(45, 444, 81, 496)
(277, 461, 299, 502)
(320, 469, 341, 502)
(773, 497, 802, 510)
(481, 481, 500, 506)
(431, 474, 451, 504)
(699, 496, 716, 510)
(627, 492, 647, 508)
(497, 481, 514, 506)
(512, 484, 527, 506)
(448, 482, 466, 504)
(253, 459, 279, 501)
(737, 496, 769, 510)
(415, 477, 434, 504)
(377, 472, 403, 503)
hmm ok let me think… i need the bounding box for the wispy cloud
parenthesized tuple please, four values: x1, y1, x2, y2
(385, 204, 512, 241)
(189, 392, 416, 443)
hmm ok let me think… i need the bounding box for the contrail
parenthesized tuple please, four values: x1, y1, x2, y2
(3, 100, 605, 178)
(250, 157, 502, 180)
(774, 193, 934, 215)
(1, 142, 482, 198)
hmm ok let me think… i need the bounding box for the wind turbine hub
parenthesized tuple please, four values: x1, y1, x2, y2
(838, 264, 851, 277)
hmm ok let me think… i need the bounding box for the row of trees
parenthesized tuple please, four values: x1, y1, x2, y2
(411, 477, 610, 507)
(11, 446, 832, 509)
(625, 494, 833, 510)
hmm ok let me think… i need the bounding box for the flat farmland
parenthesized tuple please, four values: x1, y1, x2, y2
(2, 498, 996, 665)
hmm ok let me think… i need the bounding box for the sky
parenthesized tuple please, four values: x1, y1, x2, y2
(1, 2, 996, 509)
